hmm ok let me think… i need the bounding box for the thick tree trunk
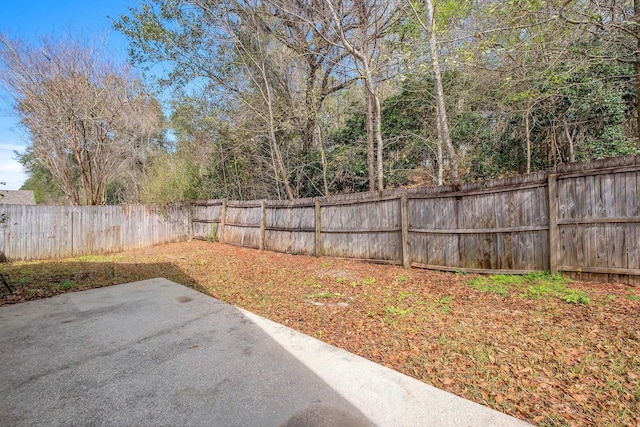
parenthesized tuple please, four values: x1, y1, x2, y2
(323, 0, 381, 191)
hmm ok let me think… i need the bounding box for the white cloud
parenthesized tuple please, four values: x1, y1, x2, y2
(0, 151, 27, 190)
(0, 143, 27, 152)
(0, 115, 29, 189)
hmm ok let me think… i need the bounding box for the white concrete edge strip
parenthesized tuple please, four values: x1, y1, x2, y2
(239, 308, 533, 427)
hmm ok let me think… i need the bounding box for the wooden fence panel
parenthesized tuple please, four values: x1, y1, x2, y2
(222, 202, 262, 249)
(408, 183, 549, 273)
(320, 197, 402, 263)
(160, 204, 190, 247)
(556, 163, 640, 284)
(408, 197, 459, 269)
(0, 204, 189, 261)
(73, 207, 105, 256)
(0, 205, 72, 260)
(264, 203, 315, 255)
(191, 201, 223, 241)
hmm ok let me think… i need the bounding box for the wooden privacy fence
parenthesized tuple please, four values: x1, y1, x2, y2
(1, 155, 638, 284)
(0, 204, 189, 260)
(191, 155, 640, 285)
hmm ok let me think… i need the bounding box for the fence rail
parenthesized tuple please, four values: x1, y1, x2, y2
(2, 154, 639, 285)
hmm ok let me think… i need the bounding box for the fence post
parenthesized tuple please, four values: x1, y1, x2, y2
(401, 191, 410, 268)
(315, 199, 322, 257)
(71, 209, 76, 257)
(548, 174, 559, 274)
(259, 200, 266, 250)
(219, 200, 227, 243)
(187, 202, 193, 242)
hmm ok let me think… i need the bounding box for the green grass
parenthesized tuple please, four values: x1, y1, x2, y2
(468, 274, 514, 296)
(307, 290, 343, 299)
(58, 279, 76, 291)
(385, 305, 411, 316)
(76, 255, 116, 262)
(434, 295, 453, 314)
(468, 272, 590, 304)
(396, 274, 409, 283)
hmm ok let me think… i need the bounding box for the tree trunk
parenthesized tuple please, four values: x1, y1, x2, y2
(269, 143, 282, 200)
(435, 116, 444, 186)
(425, 0, 459, 185)
(322, 0, 380, 192)
(374, 91, 384, 191)
(319, 126, 330, 196)
(304, 61, 319, 152)
(261, 61, 294, 201)
(366, 90, 376, 191)
(564, 121, 576, 163)
(635, 0, 640, 139)
(525, 109, 531, 174)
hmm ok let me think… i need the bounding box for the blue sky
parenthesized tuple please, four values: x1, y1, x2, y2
(0, 0, 136, 190)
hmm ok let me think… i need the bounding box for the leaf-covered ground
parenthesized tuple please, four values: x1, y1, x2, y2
(1, 241, 639, 426)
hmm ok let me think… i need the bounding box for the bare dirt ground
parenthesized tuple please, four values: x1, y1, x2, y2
(1, 240, 639, 426)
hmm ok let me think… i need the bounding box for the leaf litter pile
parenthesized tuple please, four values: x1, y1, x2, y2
(1, 241, 639, 426)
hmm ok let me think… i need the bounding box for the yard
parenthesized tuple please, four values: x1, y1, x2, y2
(1, 240, 638, 426)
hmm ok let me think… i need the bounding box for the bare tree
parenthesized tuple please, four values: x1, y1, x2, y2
(0, 34, 163, 205)
(409, 0, 460, 185)
(190, 0, 298, 200)
(320, 0, 399, 191)
(260, 0, 359, 195)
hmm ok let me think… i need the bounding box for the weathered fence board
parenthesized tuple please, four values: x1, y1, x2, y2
(0, 204, 189, 261)
(407, 183, 550, 273)
(222, 201, 262, 249)
(319, 197, 402, 263)
(264, 202, 316, 255)
(556, 163, 640, 284)
(191, 200, 223, 241)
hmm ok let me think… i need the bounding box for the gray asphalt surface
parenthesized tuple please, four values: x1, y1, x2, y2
(0, 278, 532, 426)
